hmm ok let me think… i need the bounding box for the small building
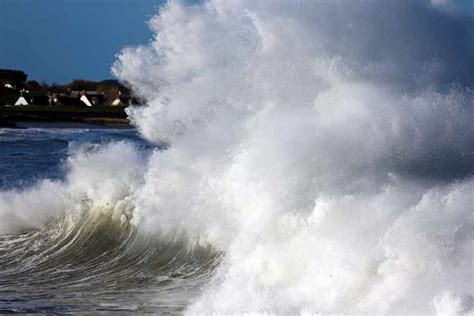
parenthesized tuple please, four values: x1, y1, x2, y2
(70, 90, 105, 106)
(80, 95, 93, 107)
(111, 98, 125, 106)
(14, 96, 29, 106)
(111, 90, 125, 106)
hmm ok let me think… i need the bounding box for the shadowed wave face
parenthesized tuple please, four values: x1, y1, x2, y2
(0, 208, 220, 313)
(1, 0, 474, 314)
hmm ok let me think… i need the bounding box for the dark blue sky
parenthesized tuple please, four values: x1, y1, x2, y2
(0, 0, 165, 83)
(0, 0, 472, 84)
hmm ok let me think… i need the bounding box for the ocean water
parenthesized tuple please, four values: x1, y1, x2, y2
(0, 126, 143, 190)
(0, 126, 219, 313)
(1, 0, 474, 314)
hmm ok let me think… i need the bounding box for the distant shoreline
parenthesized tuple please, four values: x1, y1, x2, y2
(0, 105, 132, 128)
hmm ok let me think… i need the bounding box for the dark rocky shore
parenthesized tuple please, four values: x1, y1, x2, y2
(0, 105, 130, 128)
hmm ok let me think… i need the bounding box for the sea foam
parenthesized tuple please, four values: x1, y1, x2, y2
(113, 0, 473, 313)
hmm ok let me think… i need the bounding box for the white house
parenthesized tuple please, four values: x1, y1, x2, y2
(80, 95, 92, 107)
(111, 98, 125, 106)
(14, 96, 29, 106)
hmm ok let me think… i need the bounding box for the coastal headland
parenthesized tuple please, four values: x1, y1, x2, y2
(0, 69, 139, 127)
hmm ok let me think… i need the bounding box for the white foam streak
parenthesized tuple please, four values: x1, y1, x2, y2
(0, 142, 145, 234)
(0, 181, 67, 234)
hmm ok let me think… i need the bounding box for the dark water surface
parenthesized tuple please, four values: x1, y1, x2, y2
(0, 126, 219, 313)
(0, 125, 144, 190)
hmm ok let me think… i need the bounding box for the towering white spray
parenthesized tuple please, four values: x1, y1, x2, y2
(113, 0, 473, 313)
